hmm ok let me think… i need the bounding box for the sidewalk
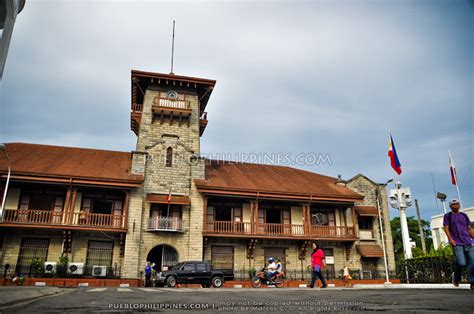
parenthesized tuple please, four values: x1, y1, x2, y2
(352, 283, 472, 289)
(0, 286, 68, 308)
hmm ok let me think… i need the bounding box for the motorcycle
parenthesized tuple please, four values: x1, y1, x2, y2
(251, 267, 285, 288)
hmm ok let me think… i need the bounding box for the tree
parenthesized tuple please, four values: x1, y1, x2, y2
(390, 216, 433, 260)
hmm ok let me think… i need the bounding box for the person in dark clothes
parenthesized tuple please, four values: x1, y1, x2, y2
(443, 199, 473, 289)
(144, 262, 152, 287)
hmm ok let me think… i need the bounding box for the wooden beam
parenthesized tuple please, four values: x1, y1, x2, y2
(68, 189, 78, 225)
(123, 191, 130, 229)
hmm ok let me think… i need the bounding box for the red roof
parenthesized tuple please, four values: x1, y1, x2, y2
(146, 194, 190, 205)
(354, 206, 379, 216)
(0, 143, 143, 186)
(195, 160, 363, 202)
(356, 245, 384, 257)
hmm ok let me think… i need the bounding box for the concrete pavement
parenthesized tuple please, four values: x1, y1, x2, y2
(0, 286, 472, 313)
(0, 286, 71, 308)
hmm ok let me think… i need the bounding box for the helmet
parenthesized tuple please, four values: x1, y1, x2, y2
(268, 257, 275, 262)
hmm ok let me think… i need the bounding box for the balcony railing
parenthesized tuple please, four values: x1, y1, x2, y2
(1, 209, 125, 230)
(147, 216, 183, 232)
(132, 103, 143, 112)
(153, 97, 190, 110)
(2, 209, 64, 225)
(310, 225, 355, 238)
(204, 221, 356, 239)
(72, 212, 125, 229)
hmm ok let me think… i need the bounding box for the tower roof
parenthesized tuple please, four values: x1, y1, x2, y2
(131, 70, 216, 113)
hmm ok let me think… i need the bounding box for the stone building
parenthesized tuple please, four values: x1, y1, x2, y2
(0, 69, 396, 281)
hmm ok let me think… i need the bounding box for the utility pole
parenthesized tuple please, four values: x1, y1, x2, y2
(414, 199, 426, 254)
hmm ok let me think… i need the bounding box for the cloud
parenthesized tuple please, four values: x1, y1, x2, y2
(0, 0, 472, 220)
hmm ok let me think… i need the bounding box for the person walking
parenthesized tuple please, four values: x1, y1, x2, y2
(144, 262, 152, 287)
(309, 242, 327, 288)
(343, 264, 352, 287)
(443, 199, 473, 289)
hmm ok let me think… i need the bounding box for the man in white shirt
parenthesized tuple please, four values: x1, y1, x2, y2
(266, 257, 276, 282)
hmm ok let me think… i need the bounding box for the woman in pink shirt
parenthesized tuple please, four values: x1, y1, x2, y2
(309, 242, 327, 288)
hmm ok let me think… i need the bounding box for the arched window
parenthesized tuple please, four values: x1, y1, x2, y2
(166, 147, 173, 167)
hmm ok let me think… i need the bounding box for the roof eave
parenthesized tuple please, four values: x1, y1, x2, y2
(194, 181, 363, 203)
(1, 172, 143, 188)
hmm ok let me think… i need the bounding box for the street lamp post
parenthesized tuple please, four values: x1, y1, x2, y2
(0, 143, 11, 221)
(375, 178, 393, 285)
(436, 192, 447, 214)
(389, 181, 414, 260)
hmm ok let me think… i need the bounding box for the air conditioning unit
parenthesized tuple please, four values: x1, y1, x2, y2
(68, 263, 84, 275)
(44, 262, 57, 274)
(92, 266, 107, 277)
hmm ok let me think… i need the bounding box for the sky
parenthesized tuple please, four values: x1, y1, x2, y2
(0, 0, 472, 221)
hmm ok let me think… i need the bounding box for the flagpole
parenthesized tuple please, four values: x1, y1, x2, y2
(449, 150, 463, 209)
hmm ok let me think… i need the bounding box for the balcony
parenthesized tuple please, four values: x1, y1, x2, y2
(131, 103, 143, 135)
(204, 221, 356, 240)
(199, 112, 208, 136)
(147, 216, 183, 232)
(3, 209, 64, 225)
(152, 97, 192, 118)
(1, 209, 126, 230)
(71, 212, 125, 229)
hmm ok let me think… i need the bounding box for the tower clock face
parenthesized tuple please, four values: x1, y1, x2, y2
(167, 90, 178, 99)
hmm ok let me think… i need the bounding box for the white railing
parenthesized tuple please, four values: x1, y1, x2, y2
(154, 97, 190, 110)
(148, 216, 183, 232)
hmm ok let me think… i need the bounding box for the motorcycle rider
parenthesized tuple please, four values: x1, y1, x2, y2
(265, 257, 277, 283)
(275, 258, 283, 276)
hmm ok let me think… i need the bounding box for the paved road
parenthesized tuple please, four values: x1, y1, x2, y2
(2, 287, 473, 313)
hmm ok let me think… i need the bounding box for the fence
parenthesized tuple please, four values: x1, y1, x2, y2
(232, 268, 397, 282)
(0, 263, 122, 279)
(397, 256, 468, 283)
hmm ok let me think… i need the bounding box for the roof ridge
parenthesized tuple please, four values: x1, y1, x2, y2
(5, 142, 131, 155)
(207, 158, 337, 180)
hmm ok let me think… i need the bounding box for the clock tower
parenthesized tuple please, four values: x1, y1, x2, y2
(122, 70, 216, 278)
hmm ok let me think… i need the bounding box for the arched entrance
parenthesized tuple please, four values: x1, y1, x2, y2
(146, 245, 179, 271)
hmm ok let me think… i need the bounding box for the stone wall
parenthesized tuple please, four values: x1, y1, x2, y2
(345, 174, 397, 274)
(122, 85, 205, 278)
(0, 229, 122, 275)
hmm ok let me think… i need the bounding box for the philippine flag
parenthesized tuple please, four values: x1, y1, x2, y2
(388, 133, 402, 175)
(167, 187, 172, 204)
(449, 151, 457, 185)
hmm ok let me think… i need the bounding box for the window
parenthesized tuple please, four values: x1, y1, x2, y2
(215, 206, 232, 221)
(166, 147, 173, 167)
(86, 241, 113, 274)
(183, 263, 195, 271)
(150, 204, 182, 218)
(310, 208, 335, 226)
(361, 257, 378, 279)
(196, 263, 207, 272)
(18, 191, 64, 212)
(207, 199, 243, 222)
(358, 217, 373, 230)
(16, 238, 49, 274)
(211, 246, 234, 269)
(91, 200, 113, 215)
(81, 192, 124, 216)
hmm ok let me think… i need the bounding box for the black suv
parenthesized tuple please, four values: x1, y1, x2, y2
(156, 261, 234, 288)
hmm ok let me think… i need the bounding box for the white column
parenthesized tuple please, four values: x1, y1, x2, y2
(399, 207, 412, 259)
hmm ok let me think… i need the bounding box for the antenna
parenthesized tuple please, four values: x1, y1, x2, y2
(170, 20, 175, 75)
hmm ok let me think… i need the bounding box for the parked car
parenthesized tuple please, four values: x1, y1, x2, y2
(155, 261, 234, 288)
